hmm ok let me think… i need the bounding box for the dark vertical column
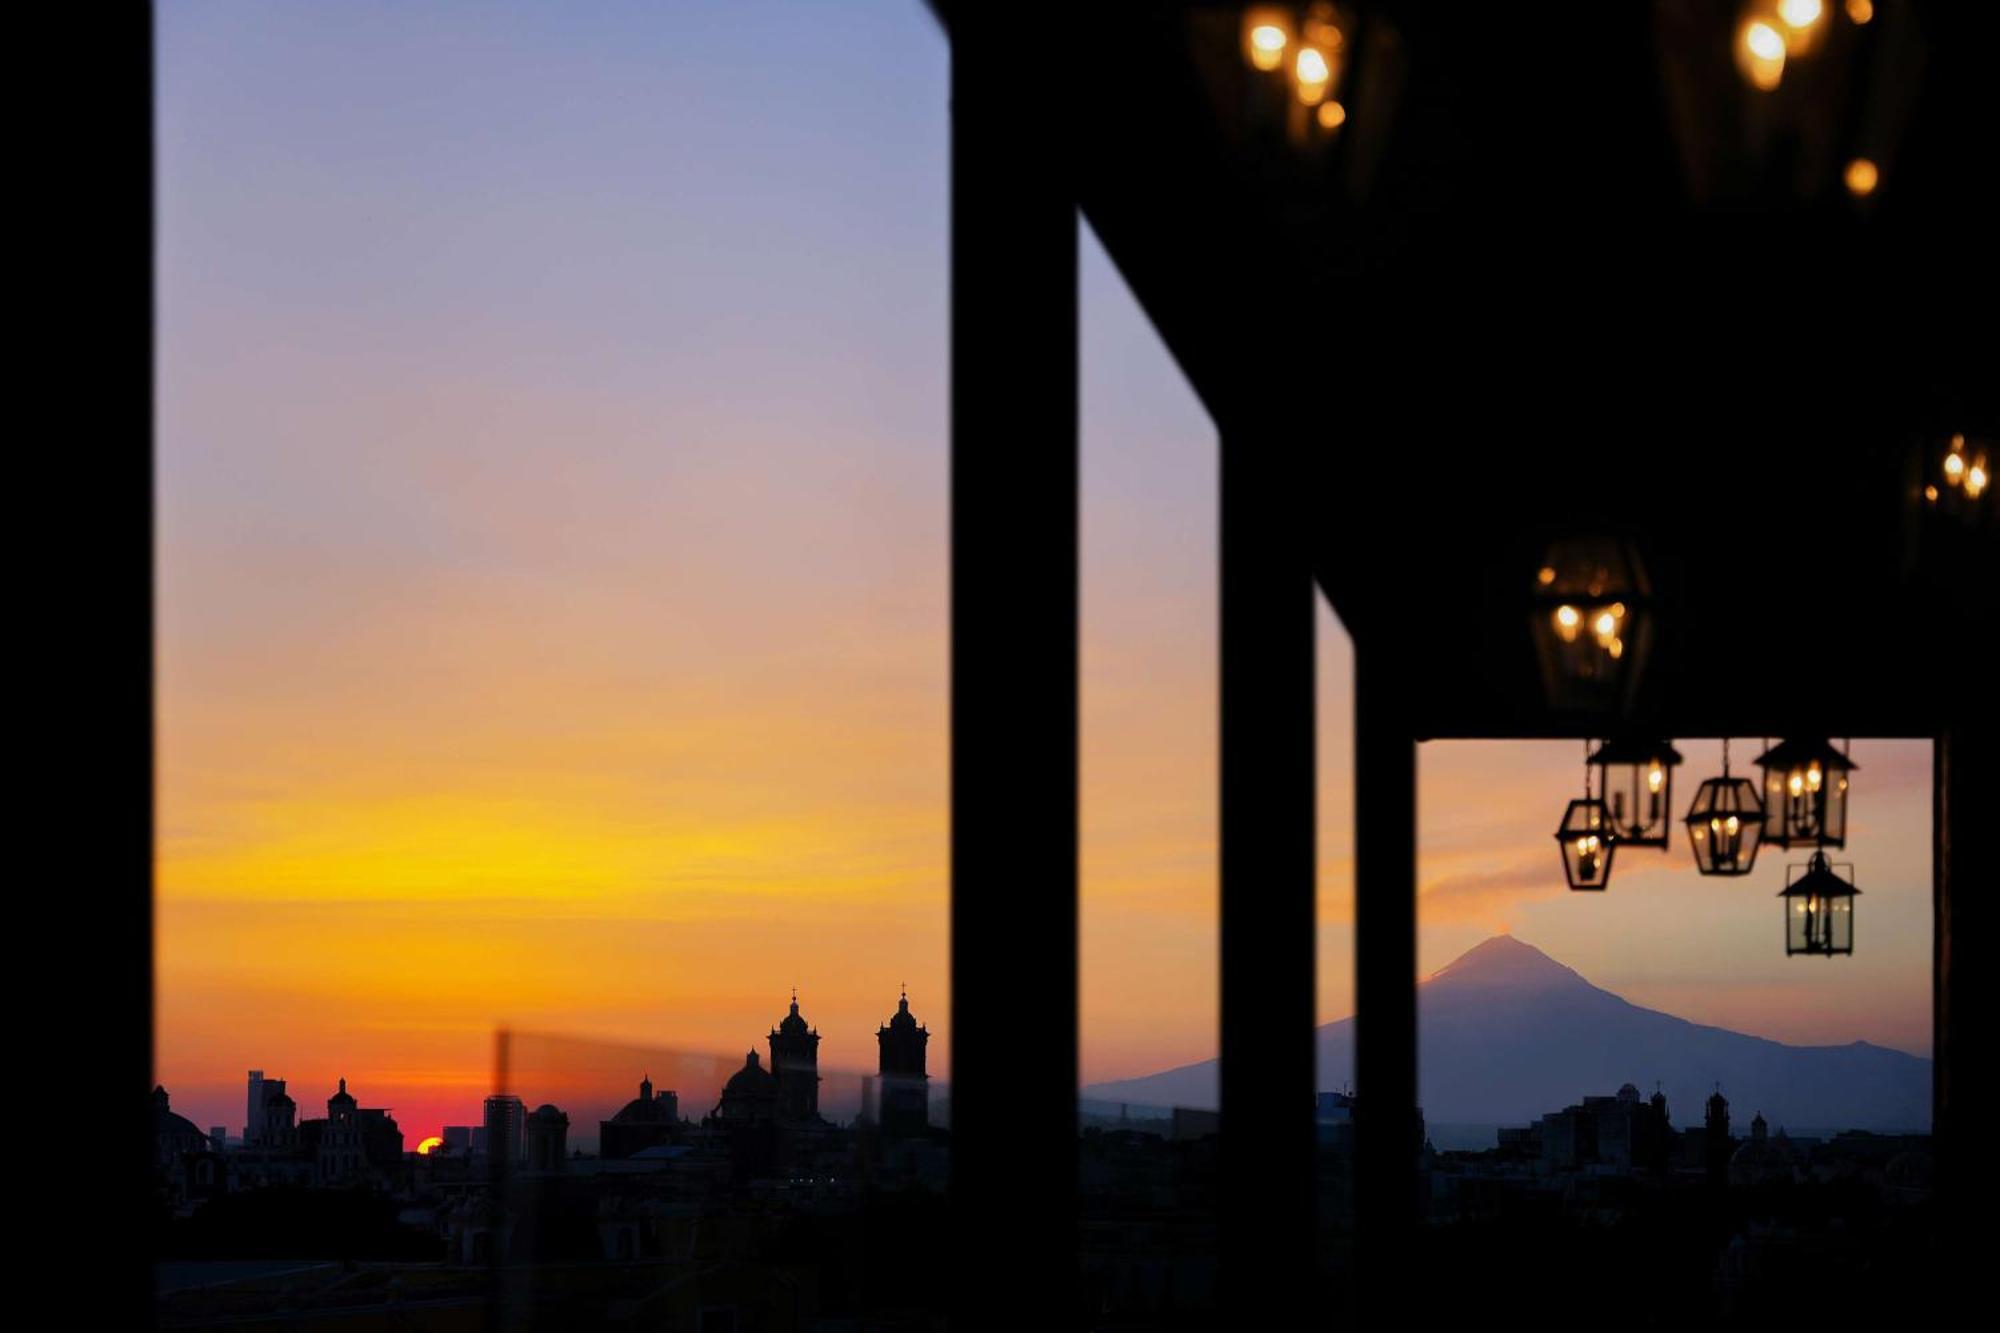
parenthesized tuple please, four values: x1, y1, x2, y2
(1218, 429, 1317, 1317)
(1352, 647, 1417, 1318)
(1935, 720, 1993, 1303)
(948, 10, 1079, 1324)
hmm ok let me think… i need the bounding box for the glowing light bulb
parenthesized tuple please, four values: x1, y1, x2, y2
(1925, 484, 1939, 503)
(1779, 0, 1823, 29)
(1845, 159, 1879, 196)
(1249, 24, 1288, 71)
(1647, 763, 1664, 793)
(1969, 463, 1989, 499)
(1806, 762, 1822, 792)
(1594, 611, 1617, 639)
(1537, 566, 1557, 585)
(1317, 100, 1347, 130)
(1242, 9, 1295, 72)
(1725, 816, 1740, 835)
(1295, 45, 1332, 105)
(1743, 20, 1787, 89)
(1944, 451, 1966, 483)
(1789, 773, 1805, 798)
(1555, 605, 1581, 642)
(1847, 0, 1873, 23)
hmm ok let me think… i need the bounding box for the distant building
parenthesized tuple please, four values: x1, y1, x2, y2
(876, 989, 931, 1135)
(715, 1051, 778, 1125)
(1315, 1091, 1355, 1150)
(601, 1076, 681, 1159)
(261, 1084, 297, 1148)
(1537, 1082, 1673, 1173)
(359, 1106, 404, 1172)
(770, 995, 824, 1125)
(318, 1078, 365, 1184)
(442, 1125, 473, 1156)
(1729, 1111, 1803, 1186)
(1171, 1107, 1220, 1141)
(209, 1126, 228, 1154)
(244, 1071, 291, 1147)
(484, 1094, 526, 1167)
(245, 1070, 265, 1145)
(525, 1103, 570, 1172)
(1705, 1086, 1733, 1183)
(155, 1085, 224, 1209)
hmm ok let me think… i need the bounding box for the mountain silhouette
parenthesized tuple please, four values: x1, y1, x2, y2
(1083, 935, 1930, 1131)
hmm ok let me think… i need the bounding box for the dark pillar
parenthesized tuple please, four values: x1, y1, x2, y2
(1218, 429, 1317, 1317)
(1352, 648, 1417, 1317)
(1936, 720, 1993, 1305)
(948, 10, 1078, 1324)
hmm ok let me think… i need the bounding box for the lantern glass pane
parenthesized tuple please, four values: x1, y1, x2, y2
(1685, 775, 1765, 876)
(1782, 856, 1858, 956)
(1597, 749, 1677, 847)
(1555, 798, 1613, 890)
(1758, 740, 1856, 849)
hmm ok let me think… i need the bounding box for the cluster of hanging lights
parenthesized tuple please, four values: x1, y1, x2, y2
(1238, 4, 1352, 139)
(1553, 736, 1861, 956)
(1727, 0, 1890, 201)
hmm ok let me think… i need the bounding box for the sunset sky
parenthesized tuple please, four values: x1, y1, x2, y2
(156, 1, 1932, 1143)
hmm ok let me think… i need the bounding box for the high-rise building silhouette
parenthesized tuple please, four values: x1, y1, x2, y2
(769, 994, 822, 1125)
(484, 1093, 525, 1167)
(877, 988, 930, 1135)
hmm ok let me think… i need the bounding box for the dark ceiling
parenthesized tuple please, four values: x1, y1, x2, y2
(942, 1, 1998, 736)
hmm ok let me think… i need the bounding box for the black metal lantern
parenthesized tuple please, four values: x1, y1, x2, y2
(1780, 851, 1859, 956)
(1754, 737, 1856, 848)
(1683, 739, 1767, 876)
(1530, 537, 1653, 714)
(1554, 745, 1614, 891)
(1589, 738, 1682, 848)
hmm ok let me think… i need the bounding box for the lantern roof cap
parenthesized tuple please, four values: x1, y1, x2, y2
(1587, 738, 1682, 766)
(1552, 796, 1610, 836)
(1684, 774, 1766, 817)
(1754, 738, 1857, 771)
(1778, 852, 1861, 898)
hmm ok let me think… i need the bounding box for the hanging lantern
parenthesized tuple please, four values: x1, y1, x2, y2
(1754, 738, 1856, 848)
(1529, 537, 1653, 714)
(1780, 851, 1859, 956)
(1589, 738, 1682, 849)
(1683, 739, 1768, 876)
(1554, 743, 1614, 891)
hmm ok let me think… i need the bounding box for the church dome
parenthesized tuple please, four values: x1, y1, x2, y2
(775, 998, 812, 1037)
(611, 1095, 672, 1123)
(883, 990, 925, 1032)
(152, 1086, 206, 1146)
(530, 1104, 567, 1122)
(725, 1050, 776, 1094)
